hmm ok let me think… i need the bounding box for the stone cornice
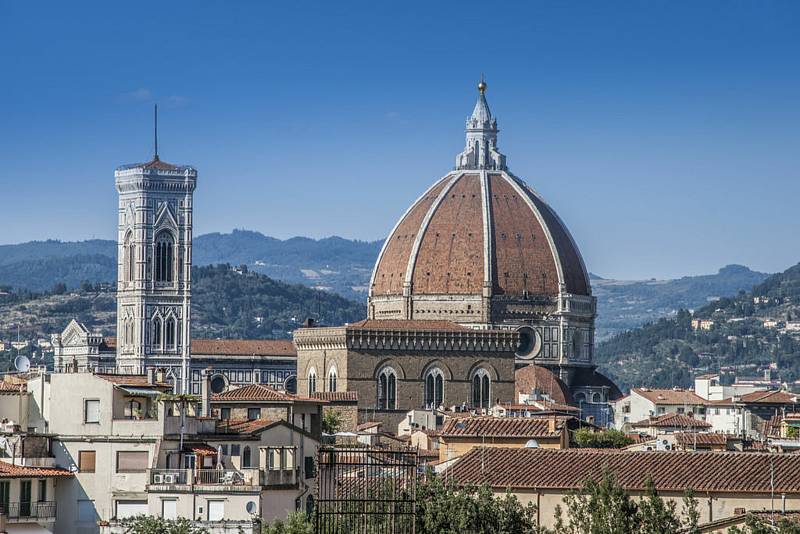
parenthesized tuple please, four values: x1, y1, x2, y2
(115, 177, 197, 194)
(294, 326, 519, 353)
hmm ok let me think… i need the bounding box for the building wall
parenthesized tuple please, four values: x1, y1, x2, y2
(348, 349, 515, 418)
(322, 403, 359, 432)
(0, 392, 28, 430)
(507, 488, 800, 530)
(145, 491, 260, 522)
(0, 476, 57, 530)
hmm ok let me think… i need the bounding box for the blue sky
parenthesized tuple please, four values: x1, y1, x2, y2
(0, 1, 798, 280)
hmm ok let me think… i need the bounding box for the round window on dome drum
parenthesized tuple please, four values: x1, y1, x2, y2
(209, 374, 227, 394)
(515, 326, 542, 359)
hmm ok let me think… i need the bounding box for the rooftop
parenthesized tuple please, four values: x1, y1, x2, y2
(445, 448, 800, 494)
(631, 413, 712, 429)
(192, 339, 296, 357)
(441, 416, 565, 439)
(739, 389, 798, 404)
(212, 383, 320, 403)
(0, 461, 72, 479)
(632, 388, 706, 405)
(311, 391, 358, 402)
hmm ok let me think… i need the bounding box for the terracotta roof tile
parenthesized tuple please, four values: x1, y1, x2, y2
(442, 416, 565, 438)
(673, 432, 730, 446)
(515, 365, 572, 405)
(117, 157, 194, 172)
(445, 448, 800, 494)
(95, 374, 170, 388)
(633, 388, 706, 405)
(370, 172, 591, 300)
(739, 390, 799, 404)
(0, 462, 72, 478)
(311, 391, 358, 402)
(192, 339, 296, 357)
(215, 418, 280, 435)
(631, 413, 711, 429)
(213, 384, 321, 403)
(0, 381, 25, 393)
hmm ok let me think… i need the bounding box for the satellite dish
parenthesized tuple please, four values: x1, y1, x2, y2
(525, 439, 540, 448)
(245, 501, 257, 515)
(14, 355, 30, 373)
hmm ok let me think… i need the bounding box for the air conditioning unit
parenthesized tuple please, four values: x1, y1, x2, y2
(163, 474, 176, 484)
(153, 474, 164, 484)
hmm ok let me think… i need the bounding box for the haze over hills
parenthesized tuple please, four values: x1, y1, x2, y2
(0, 231, 769, 339)
(596, 263, 800, 391)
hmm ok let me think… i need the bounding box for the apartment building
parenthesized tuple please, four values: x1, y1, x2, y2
(22, 371, 319, 533)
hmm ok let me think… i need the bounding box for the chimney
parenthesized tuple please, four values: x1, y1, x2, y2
(548, 417, 557, 434)
(156, 368, 165, 384)
(146, 367, 155, 385)
(200, 368, 212, 418)
(303, 318, 315, 328)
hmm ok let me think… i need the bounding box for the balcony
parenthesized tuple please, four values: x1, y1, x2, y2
(0, 501, 57, 520)
(148, 469, 258, 492)
(261, 466, 299, 488)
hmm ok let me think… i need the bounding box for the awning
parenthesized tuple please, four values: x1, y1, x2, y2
(116, 386, 162, 397)
(184, 443, 218, 456)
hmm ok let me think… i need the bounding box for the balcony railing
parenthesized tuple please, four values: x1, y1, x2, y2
(149, 469, 255, 486)
(261, 466, 299, 488)
(0, 501, 57, 520)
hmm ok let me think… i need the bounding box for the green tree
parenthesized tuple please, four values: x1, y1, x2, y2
(637, 476, 681, 534)
(573, 428, 634, 449)
(322, 409, 343, 434)
(728, 514, 800, 534)
(119, 516, 209, 534)
(551, 470, 640, 534)
(262, 512, 314, 534)
(681, 489, 701, 534)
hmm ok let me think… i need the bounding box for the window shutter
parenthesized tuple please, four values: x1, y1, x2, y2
(84, 400, 100, 423)
(116, 451, 148, 473)
(79, 451, 96, 473)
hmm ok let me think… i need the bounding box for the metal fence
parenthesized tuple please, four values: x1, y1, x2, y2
(315, 447, 418, 534)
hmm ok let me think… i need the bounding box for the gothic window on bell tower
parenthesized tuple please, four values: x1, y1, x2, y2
(165, 316, 176, 350)
(155, 231, 175, 283)
(152, 317, 162, 349)
(124, 231, 135, 283)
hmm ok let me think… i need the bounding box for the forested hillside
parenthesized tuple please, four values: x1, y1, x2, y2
(597, 263, 800, 391)
(0, 265, 365, 345)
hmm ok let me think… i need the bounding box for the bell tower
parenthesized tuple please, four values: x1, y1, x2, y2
(114, 108, 197, 392)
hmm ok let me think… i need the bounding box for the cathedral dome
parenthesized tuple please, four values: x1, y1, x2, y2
(368, 83, 591, 329)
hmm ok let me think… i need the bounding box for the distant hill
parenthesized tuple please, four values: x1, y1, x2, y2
(596, 263, 800, 391)
(593, 265, 770, 339)
(0, 264, 365, 347)
(0, 231, 382, 300)
(0, 233, 768, 338)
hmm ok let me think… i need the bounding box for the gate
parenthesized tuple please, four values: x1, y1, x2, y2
(315, 447, 418, 534)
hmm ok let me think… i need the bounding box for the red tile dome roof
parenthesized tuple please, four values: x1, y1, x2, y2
(370, 171, 590, 302)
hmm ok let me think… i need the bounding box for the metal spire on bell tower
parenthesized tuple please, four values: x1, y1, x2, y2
(153, 104, 159, 161)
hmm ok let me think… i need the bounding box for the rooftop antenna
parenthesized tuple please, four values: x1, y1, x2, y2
(154, 104, 159, 160)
